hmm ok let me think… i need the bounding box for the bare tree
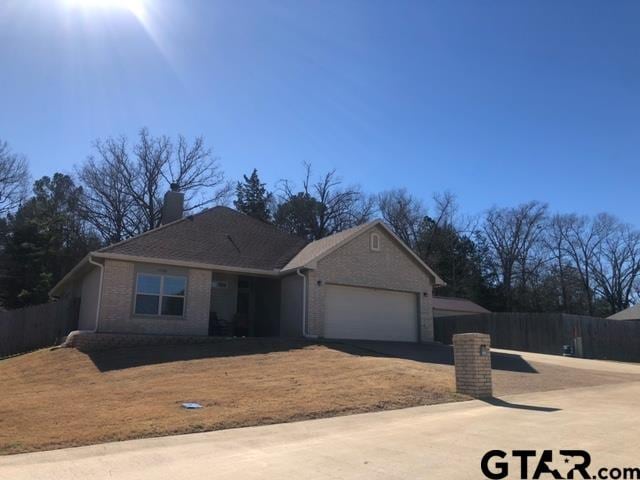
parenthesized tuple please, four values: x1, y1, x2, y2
(560, 213, 612, 315)
(77, 146, 139, 243)
(377, 188, 425, 248)
(275, 163, 373, 240)
(377, 190, 482, 295)
(482, 201, 548, 310)
(0, 140, 29, 215)
(164, 134, 231, 211)
(418, 191, 461, 258)
(591, 219, 640, 314)
(78, 128, 231, 241)
(312, 166, 373, 237)
(433, 191, 458, 227)
(545, 214, 573, 311)
(123, 129, 172, 231)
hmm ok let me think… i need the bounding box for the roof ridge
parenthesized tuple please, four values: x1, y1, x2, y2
(302, 221, 376, 246)
(54, 206, 310, 293)
(99, 206, 307, 254)
(221, 206, 309, 242)
(97, 206, 219, 253)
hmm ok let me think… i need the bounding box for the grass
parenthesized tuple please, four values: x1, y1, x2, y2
(0, 339, 466, 455)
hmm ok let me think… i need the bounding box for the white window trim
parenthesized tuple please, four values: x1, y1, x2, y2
(370, 232, 381, 251)
(134, 273, 187, 317)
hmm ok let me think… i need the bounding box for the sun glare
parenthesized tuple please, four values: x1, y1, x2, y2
(61, 0, 179, 78)
(65, 0, 148, 20)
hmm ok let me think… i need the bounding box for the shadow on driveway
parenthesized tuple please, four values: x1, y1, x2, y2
(324, 340, 539, 374)
(481, 397, 561, 412)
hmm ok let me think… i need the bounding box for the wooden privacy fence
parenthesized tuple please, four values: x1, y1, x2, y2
(0, 299, 79, 358)
(434, 312, 640, 363)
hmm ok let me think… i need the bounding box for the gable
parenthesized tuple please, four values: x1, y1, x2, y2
(315, 224, 434, 291)
(281, 223, 369, 272)
(282, 221, 443, 285)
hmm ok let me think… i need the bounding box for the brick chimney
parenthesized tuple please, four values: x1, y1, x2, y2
(161, 183, 184, 225)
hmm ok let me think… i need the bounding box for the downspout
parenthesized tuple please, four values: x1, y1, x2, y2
(88, 256, 104, 333)
(296, 268, 317, 339)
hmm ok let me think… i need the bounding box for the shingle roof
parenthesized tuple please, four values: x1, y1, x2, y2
(432, 296, 490, 314)
(100, 206, 308, 271)
(608, 304, 640, 321)
(282, 223, 370, 271)
(282, 220, 445, 285)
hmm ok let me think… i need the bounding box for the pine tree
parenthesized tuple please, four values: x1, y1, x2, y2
(0, 174, 101, 307)
(234, 169, 273, 222)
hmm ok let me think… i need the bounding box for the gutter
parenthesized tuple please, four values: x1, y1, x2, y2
(296, 268, 318, 339)
(49, 254, 91, 297)
(88, 256, 104, 333)
(93, 252, 281, 278)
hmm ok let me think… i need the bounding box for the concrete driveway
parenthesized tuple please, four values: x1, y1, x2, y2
(336, 340, 640, 395)
(2, 351, 639, 480)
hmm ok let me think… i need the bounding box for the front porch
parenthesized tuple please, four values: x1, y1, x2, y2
(208, 272, 281, 338)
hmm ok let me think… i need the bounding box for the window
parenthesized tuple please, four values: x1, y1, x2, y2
(370, 232, 381, 251)
(134, 273, 186, 316)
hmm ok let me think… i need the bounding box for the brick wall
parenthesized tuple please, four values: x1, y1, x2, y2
(98, 259, 211, 336)
(453, 333, 492, 398)
(306, 225, 435, 342)
(100, 260, 134, 331)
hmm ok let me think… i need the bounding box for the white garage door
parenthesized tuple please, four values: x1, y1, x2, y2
(324, 284, 418, 342)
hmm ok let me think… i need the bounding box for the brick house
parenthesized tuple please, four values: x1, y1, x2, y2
(51, 191, 444, 342)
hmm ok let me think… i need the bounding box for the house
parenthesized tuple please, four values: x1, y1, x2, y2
(432, 296, 490, 318)
(608, 304, 640, 321)
(51, 190, 444, 343)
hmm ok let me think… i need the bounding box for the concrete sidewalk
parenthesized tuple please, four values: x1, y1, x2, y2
(2, 380, 639, 480)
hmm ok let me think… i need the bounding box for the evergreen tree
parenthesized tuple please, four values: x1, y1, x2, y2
(0, 174, 101, 307)
(274, 192, 320, 240)
(234, 169, 273, 222)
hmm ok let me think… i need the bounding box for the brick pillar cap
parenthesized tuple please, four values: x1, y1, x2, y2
(453, 332, 489, 340)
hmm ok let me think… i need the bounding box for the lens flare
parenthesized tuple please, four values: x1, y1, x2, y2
(61, 0, 182, 80)
(65, 0, 147, 22)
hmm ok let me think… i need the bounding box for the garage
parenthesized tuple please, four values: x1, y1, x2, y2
(323, 284, 419, 342)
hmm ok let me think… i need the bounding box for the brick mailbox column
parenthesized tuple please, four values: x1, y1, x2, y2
(453, 333, 492, 398)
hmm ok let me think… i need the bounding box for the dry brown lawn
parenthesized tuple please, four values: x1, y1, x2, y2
(0, 339, 465, 455)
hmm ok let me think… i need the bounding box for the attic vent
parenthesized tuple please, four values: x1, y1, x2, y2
(370, 232, 381, 251)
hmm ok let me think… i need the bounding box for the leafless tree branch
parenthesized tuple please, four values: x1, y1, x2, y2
(0, 140, 29, 215)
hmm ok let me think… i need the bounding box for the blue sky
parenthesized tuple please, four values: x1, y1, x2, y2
(1, 0, 639, 224)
